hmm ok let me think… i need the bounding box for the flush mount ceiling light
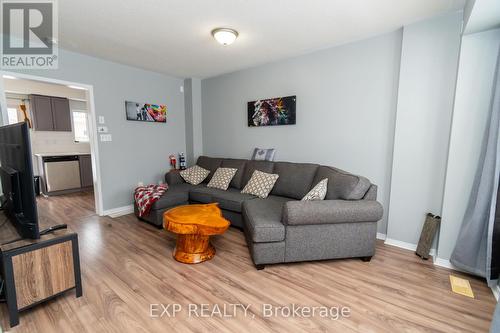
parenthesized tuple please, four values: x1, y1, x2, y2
(211, 28, 238, 46)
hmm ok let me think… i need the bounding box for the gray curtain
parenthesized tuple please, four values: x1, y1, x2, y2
(450, 46, 500, 287)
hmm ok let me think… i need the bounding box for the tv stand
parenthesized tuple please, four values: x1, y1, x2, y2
(0, 217, 82, 328)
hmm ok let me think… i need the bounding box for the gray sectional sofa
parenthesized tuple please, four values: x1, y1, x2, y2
(135, 156, 383, 269)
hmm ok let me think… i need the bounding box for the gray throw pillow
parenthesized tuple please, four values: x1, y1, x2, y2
(302, 178, 328, 201)
(241, 170, 279, 198)
(207, 167, 238, 190)
(180, 165, 210, 185)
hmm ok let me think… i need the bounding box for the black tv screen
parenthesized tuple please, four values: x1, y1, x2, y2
(0, 122, 39, 239)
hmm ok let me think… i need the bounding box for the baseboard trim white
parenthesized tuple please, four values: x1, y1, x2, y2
(103, 205, 134, 218)
(384, 237, 436, 256)
(376, 233, 387, 240)
(433, 257, 455, 269)
(492, 285, 499, 301)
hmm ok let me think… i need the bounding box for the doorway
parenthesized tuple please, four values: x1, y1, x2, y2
(0, 71, 103, 215)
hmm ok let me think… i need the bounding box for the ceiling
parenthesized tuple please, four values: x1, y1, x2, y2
(59, 0, 466, 78)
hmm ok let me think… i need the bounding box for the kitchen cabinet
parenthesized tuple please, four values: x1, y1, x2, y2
(31, 95, 53, 131)
(79, 155, 93, 187)
(30, 94, 72, 132)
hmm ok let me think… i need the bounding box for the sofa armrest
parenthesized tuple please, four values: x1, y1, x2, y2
(282, 200, 383, 226)
(165, 170, 184, 185)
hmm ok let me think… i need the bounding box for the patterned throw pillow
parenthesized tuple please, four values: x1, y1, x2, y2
(207, 167, 238, 190)
(302, 178, 328, 201)
(241, 170, 279, 198)
(251, 148, 276, 161)
(180, 165, 210, 185)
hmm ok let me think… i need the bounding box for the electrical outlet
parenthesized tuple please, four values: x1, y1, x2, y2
(138, 181, 144, 186)
(100, 134, 112, 142)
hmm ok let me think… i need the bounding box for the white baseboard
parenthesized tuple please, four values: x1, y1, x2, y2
(433, 257, 455, 269)
(376, 233, 387, 240)
(492, 285, 499, 301)
(384, 237, 436, 257)
(103, 204, 134, 218)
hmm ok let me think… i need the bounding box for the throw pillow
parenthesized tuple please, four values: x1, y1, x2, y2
(251, 148, 276, 161)
(180, 165, 210, 185)
(207, 167, 238, 190)
(241, 170, 279, 198)
(302, 178, 328, 201)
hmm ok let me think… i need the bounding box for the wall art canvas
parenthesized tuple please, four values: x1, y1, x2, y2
(248, 95, 296, 127)
(125, 101, 167, 123)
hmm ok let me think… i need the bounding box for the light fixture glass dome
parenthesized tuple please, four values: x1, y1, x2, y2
(212, 28, 238, 46)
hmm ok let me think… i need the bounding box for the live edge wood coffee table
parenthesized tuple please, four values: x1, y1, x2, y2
(163, 203, 230, 264)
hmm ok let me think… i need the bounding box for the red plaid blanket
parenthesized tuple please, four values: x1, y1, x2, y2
(134, 184, 169, 217)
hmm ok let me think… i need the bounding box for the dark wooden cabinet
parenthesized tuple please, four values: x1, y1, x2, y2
(51, 97, 72, 131)
(31, 95, 54, 131)
(30, 94, 72, 132)
(79, 155, 93, 187)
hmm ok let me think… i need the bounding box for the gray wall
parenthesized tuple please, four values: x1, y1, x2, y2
(439, 28, 500, 261)
(4, 48, 186, 211)
(202, 30, 403, 234)
(386, 11, 462, 246)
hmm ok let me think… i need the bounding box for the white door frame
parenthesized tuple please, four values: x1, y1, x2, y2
(0, 70, 104, 215)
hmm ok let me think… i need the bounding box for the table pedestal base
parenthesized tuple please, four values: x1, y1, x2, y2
(173, 234, 215, 264)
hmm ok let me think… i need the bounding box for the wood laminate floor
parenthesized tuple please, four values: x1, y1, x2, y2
(0, 191, 496, 332)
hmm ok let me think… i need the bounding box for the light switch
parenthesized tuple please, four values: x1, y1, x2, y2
(97, 126, 108, 133)
(100, 134, 112, 142)
(180, 85, 184, 93)
(98, 116, 105, 124)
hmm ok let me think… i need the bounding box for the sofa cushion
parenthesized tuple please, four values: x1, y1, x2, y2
(189, 186, 255, 213)
(213, 188, 256, 212)
(242, 160, 274, 187)
(180, 165, 210, 185)
(242, 196, 291, 243)
(196, 156, 223, 182)
(241, 170, 279, 199)
(207, 167, 238, 190)
(221, 159, 247, 189)
(271, 162, 319, 199)
(151, 183, 193, 210)
(189, 185, 213, 203)
(313, 166, 371, 200)
(301, 178, 328, 201)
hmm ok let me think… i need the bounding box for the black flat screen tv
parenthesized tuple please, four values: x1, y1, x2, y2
(0, 122, 39, 239)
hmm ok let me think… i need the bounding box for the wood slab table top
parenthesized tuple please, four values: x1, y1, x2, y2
(163, 203, 230, 236)
(163, 203, 230, 264)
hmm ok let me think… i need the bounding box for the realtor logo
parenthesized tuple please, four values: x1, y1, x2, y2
(1, 0, 58, 69)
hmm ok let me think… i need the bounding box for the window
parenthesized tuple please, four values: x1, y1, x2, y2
(72, 111, 89, 142)
(7, 107, 18, 125)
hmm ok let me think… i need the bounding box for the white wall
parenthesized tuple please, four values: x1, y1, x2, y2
(438, 28, 500, 261)
(2, 48, 186, 211)
(385, 11, 462, 246)
(202, 30, 403, 234)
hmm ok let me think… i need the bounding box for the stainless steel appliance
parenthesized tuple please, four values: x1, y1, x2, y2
(43, 155, 81, 192)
